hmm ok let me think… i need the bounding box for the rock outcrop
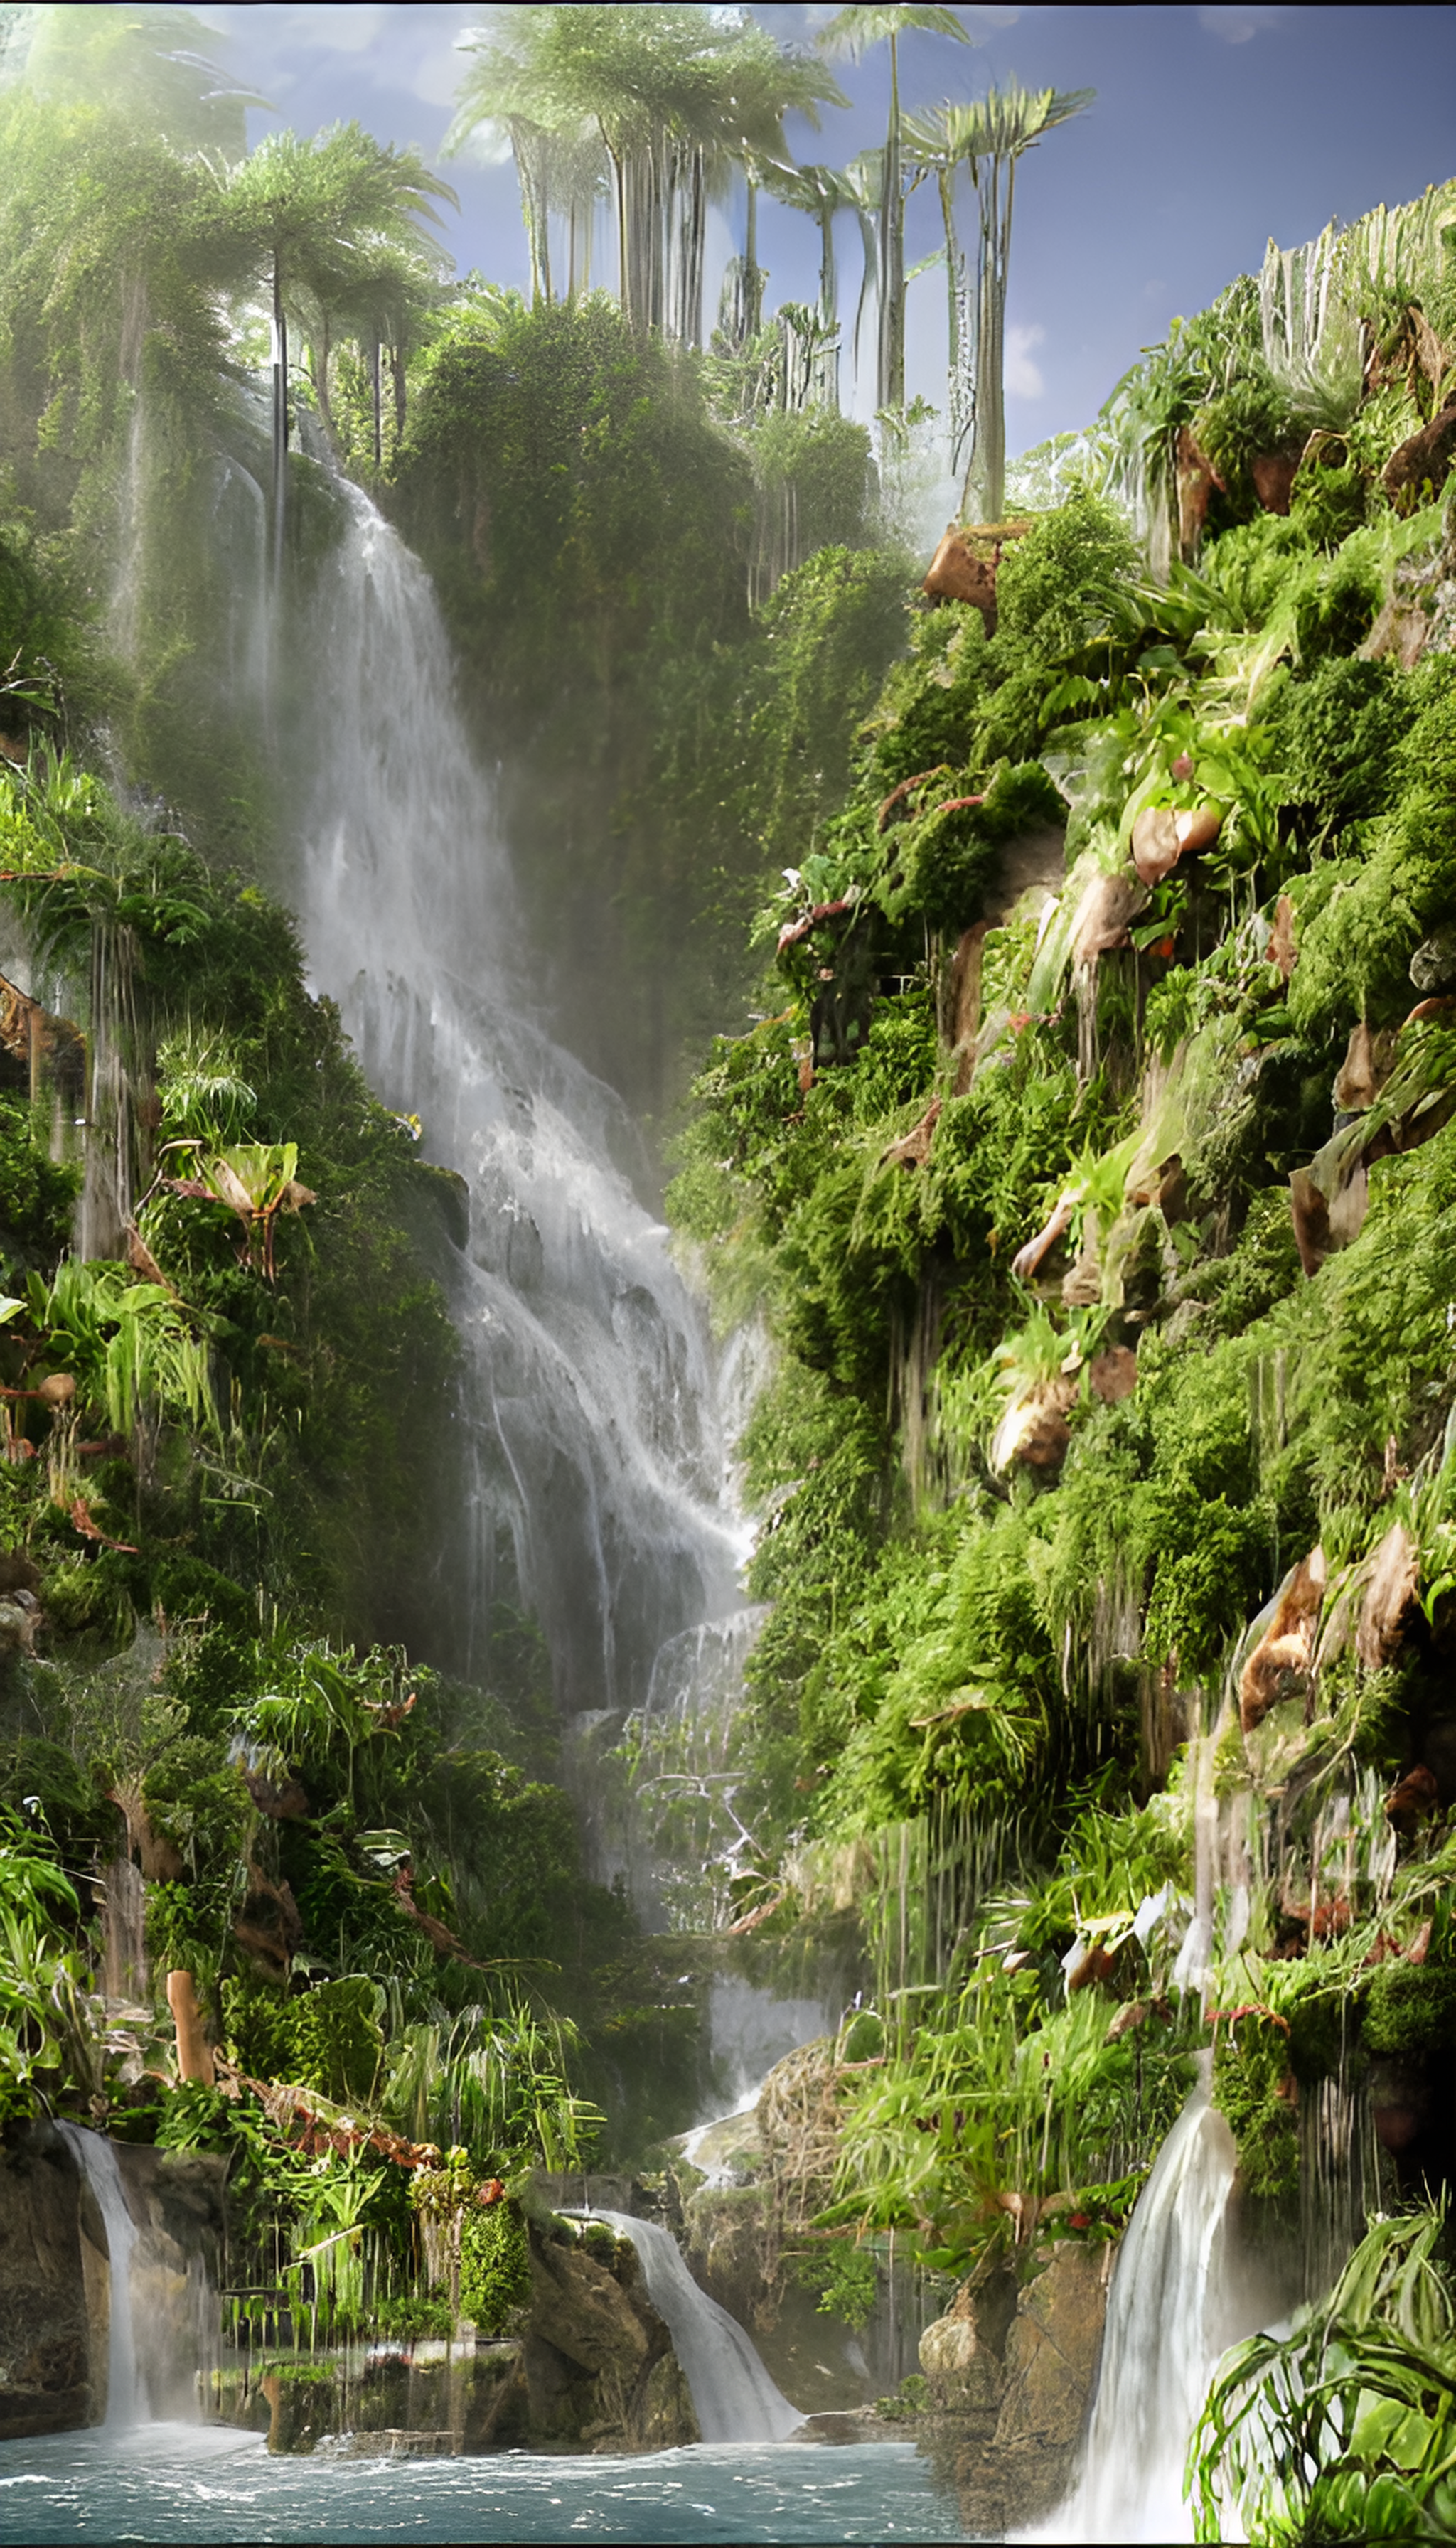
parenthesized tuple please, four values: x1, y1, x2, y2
(523, 2222, 700, 2451)
(918, 2238, 1115, 2537)
(210, 2219, 700, 2456)
(0, 2124, 107, 2436)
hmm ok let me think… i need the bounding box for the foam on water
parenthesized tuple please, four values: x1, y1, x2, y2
(0, 2427, 960, 2544)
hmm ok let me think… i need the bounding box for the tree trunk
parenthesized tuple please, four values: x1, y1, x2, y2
(314, 314, 333, 436)
(879, 36, 904, 412)
(271, 251, 287, 584)
(390, 343, 406, 450)
(371, 341, 382, 476)
(961, 154, 1010, 525)
(744, 178, 764, 342)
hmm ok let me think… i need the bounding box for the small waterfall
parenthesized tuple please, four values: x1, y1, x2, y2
(100, 1853, 148, 2005)
(594, 2212, 803, 2445)
(57, 2124, 144, 2429)
(1042, 2057, 1238, 2544)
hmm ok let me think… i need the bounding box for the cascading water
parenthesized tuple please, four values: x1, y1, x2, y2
(55, 2124, 143, 2430)
(592, 2212, 803, 2445)
(283, 481, 745, 1725)
(1035, 2055, 1238, 2545)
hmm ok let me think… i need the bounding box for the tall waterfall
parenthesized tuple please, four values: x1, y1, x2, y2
(594, 2212, 803, 2445)
(1039, 2057, 1238, 2544)
(57, 2123, 143, 2429)
(284, 483, 744, 1717)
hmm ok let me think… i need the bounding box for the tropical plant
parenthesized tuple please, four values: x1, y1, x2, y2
(0, 1817, 93, 2121)
(1189, 2210, 1456, 2544)
(11, 2, 264, 160)
(1260, 220, 1364, 431)
(815, 4, 976, 414)
(26, 1259, 214, 1439)
(759, 161, 863, 407)
(946, 80, 1093, 523)
(450, 5, 840, 348)
(382, 2001, 603, 2173)
(213, 125, 456, 570)
(156, 1140, 316, 1283)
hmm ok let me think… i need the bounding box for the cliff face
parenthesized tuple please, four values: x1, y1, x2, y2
(663, 204, 1456, 2438)
(0, 2127, 225, 2436)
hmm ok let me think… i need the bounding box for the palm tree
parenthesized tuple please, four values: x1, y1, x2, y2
(815, 4, 975, 414)
(761, 161, 862, 403)
(217, 124, 456, 572)
(450, 6, 840, 346)
(16, 1, 265, 161)
(948, 80, 1093, 521)
(903, 100, 982, 470)
(446, 6, 606, 307)
(840, 149, 886, 394)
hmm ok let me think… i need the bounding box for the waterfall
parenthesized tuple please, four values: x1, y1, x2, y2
(283, 480, 744, 1722)
(593, 2212, 803, 2445)
(56, 2123, 144, 2429)
(1040, 2057, 1238, 2544)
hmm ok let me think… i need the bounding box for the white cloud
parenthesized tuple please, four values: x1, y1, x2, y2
(410, 40, 469, 109)
(277, 5, 389, 53)
(1005, 322, 1045, 400)
(1198, 5, 1284, 40)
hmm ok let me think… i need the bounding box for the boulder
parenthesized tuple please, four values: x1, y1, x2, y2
(1332, 1020, 1398, 1114)
(527, 2234, 651, 2377)
(1176, 426, 1221, 556)
(990, 2244, 1111, 2527)
(1411, 925, 1456, 996)
(520, 2225, 700, 2451)
(919, 2239, 1113, 2539)
(114, 2144, 226, 2418)
(922, 528, 999, 624)
(1070, 871, 1147, 970)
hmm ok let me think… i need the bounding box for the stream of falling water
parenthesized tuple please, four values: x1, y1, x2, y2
(55, 2125, 142, 2431)
(284, 481, 746, 1723)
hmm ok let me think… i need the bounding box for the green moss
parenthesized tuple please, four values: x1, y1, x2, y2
(460, 2201, 530, 2333)
(1213, 2017, 1298, 2201)
(1361, 1964, 1456, 2057)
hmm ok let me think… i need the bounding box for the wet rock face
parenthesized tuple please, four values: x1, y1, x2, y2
(114, 2145, 226, 2419)
(918, 2240, 1114, 2537)
(0, 2124, 102, 2436)
(520, 2227, 700, 2452)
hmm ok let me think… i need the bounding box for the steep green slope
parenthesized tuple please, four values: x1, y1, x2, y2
(668, 196, 1456, 2367)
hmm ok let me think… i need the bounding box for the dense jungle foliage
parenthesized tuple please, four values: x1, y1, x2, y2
(658, 177, 1456, 2509)
(4, 0, 1456, 2478)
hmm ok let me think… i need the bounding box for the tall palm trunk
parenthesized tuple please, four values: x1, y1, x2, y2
(674, 146, 707, 348)
(515, 123, 552, 306)
(879, 33, 904, 411)
(270, 250, 287, 582)
(817, 205, 840, 410)
(743, 174, 764, 341)
(963, 153, 1012, 522)
(390, 344, 406, 450)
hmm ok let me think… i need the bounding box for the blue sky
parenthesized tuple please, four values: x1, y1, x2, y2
(200, 3, 1456, 451)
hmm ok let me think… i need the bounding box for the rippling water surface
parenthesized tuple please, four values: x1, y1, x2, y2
(0, 2425, 965, 2544)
